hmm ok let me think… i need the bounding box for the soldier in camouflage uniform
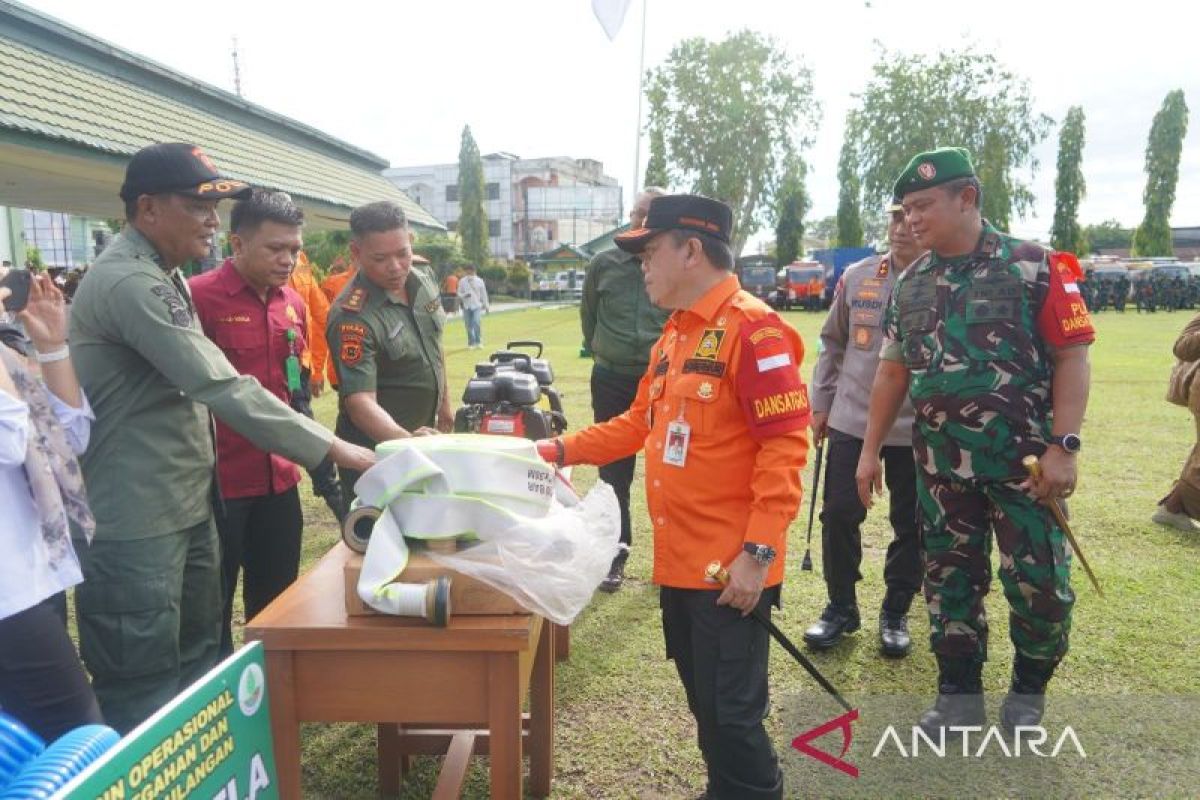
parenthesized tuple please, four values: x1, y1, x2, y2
(1094, 277, 1108, 311)
(1079, 270, 1095, 313)
(1137, 276, 1156, 312)
(1113, 273, 1129, 312)
(856, 148, 1095, 735)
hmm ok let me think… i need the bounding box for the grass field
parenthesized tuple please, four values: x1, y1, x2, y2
(237, 304, 1200, 798)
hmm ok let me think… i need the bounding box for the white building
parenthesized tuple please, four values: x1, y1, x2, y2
(384, 153, 622, 260)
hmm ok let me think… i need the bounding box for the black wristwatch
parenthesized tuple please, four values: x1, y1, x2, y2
(1050, 433, 1082, 454)
(743, 542, 776, 567)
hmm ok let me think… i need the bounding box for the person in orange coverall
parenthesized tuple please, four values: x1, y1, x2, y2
(538, 194, 811, 800)
(288, 251, 330, 396)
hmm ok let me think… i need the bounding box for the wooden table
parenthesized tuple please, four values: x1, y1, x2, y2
(245, 543, 554, 799)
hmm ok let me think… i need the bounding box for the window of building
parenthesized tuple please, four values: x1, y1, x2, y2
(486, 182, 500, 201)
(447, 221, 458, 232)
(445, 185, 458, 202)
(488, 220, 500, 237)
(22, 209, 78, 269)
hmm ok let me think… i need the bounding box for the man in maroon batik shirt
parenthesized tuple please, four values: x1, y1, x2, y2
(190, 190, 313, 656)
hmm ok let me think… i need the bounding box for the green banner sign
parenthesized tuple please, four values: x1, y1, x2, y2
(59, 643, 278, 799)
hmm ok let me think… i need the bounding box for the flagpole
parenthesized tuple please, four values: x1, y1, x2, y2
(631, 0, 648, 197)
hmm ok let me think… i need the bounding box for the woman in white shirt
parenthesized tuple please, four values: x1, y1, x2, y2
(0, 273, 102, 742)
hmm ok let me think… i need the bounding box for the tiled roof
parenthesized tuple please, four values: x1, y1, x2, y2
(0, 4, 442, 229)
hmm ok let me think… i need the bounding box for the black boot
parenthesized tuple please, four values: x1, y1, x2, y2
(599, 546, 629, 593)
(1000, 654, 1056, 733)
(802, 603, 860, 649)
(879, 590, 914, 658)
(878, 611, 911, 657)
(918, 656, 986, 736)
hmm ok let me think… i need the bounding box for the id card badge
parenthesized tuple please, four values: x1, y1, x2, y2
(664, 401, 691, 468)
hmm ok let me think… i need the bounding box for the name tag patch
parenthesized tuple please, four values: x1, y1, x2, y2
(682, 358, 726, 377)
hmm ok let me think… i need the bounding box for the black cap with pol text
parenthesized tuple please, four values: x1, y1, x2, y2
(120, 143, 253, 202)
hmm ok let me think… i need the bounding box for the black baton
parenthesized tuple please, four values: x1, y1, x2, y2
(706, 561, 852, 712)
(801, 440, 823, 571)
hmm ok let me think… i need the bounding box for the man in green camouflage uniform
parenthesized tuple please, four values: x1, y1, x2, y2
(856, 148, 1095, 735)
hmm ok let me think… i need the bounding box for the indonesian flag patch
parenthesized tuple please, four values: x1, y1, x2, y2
(737, 315, 810, 440)
(750, 326, 792, 372)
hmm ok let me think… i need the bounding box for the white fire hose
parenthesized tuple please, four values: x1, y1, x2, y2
(350, 434, 620, 625)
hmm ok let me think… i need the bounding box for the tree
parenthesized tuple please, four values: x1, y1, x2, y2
(845, 46, 1052, 230)
(1051, 106, 1088, 254)
(861, 207, 888, 248)
(24, 245, 44, 271)
(1082, 219, 1134, 252)
(645, 29, 819, 254)
(773, 158, 809, 266)
(412, 232, 465, 280)
(835, 135, 864, 247)
(1132, 90, 1189, 257)
(807, 215, 838, 247)
(457, 125, 489, 266)
(303, 230, 351, 278)
(643, 125, 669, 190)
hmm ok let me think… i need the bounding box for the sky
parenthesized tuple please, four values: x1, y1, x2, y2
(21, 0, 1200, 247)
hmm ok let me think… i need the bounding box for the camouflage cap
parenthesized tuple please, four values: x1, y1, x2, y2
(891, 147, 976, 200)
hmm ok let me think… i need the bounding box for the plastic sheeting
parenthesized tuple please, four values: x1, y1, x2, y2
(355, 435, 620, 625)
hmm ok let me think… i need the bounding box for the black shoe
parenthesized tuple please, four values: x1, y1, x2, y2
(878, 611, 911, 658)
(802, 603, 860, 649)
(599, 549, 629, 593)
(1000, 654, 1056, 733)
(918, 657, 986, 736)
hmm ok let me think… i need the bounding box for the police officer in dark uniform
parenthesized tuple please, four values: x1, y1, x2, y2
(326, 201, 453, 495)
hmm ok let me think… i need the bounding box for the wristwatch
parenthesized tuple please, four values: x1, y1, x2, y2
(743, 542, 777, 567)
(1050, 433, 1082, 454)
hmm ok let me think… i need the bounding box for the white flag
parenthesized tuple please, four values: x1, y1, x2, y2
(592, 0, 632, 40)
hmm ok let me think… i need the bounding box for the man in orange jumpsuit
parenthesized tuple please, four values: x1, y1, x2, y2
(288, 251, 330, 396)
(538, 195, 810, 800)
(283, 250, 346, 520)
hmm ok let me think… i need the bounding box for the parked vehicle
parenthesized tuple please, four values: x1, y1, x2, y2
(811, 246, 876, 306)
(738, 264, 777, 304)
(531, 268, 583, 301)
(778, 262, 824, 310)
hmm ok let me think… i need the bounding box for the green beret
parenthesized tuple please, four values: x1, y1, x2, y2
(891, 147, 976, 199)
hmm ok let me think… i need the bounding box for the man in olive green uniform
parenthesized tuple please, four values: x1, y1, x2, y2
(580, 186, 668, 591)
(327, 201, 453, 496)
(69, 143, 376, 732)
(857, 148, 1093, 736)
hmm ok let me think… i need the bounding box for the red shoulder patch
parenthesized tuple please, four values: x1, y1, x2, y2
(736, 315, 810, 441)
